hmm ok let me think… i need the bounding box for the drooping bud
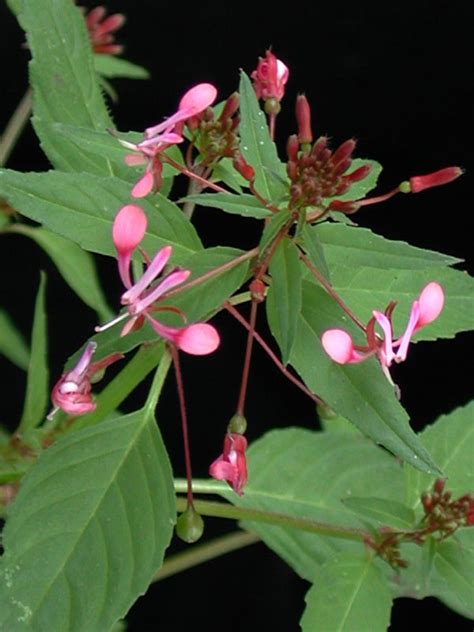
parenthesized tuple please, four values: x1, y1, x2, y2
(249, 279, 266, 303)
(220, 92, 240, 121)
(233, 154, 255, 181)
(175, 505, 205, 543)
(296, 94, 313, 145)
(209, 432, 248, 496)
(408, 167, 463, 193)
(287, 134, 300, 162)
(251, 50, 289, 102)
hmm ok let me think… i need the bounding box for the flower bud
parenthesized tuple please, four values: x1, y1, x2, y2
(409, 167, 463, 193)
(250, 279, 266, 303)
(233, 154, 255, 181)
(287, 134, 300, 162)
(296, 95, 313, 144)
(175, 505, 205, 543)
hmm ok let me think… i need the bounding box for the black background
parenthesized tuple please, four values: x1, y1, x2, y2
(1, 1, 473, 630)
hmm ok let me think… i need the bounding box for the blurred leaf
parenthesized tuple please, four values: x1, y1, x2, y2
(181, 192, 272, 219)
(0, 170, 202, 263)
(211, 158, 248, 193)
(18, 273, 48, 432)
(239, 72, 288, 201)
(299, 223, 331, 280)
(0, 408, 175, 631)
(267, 237, 302, 364)
(301, 554, 392, 632)
(281, 281, 441, 474)
(94, 55, 150, 80)
(317, 222, 462, 269)
(343, 497, 416, 529)
(16, 0, 113, 172)
(0, 309, 29, 370)
(225, 427, 405, 581)
(13, 226, 112, 321)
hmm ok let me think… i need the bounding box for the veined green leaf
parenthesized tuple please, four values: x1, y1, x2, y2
(0, 309, 30, 370)
(343, 497, 416, 529)
(16, 0, 113, 172)
(94, 55, 150, 80)
(0, 169, 202, 262)
(12, 225, 112, 322)
(18, 273, 48, 432)
(317, 222, 462, 269)
(239, 72, 288, 201)
(181, 192, 272, 219)
(301, 554, 392, 632)
(211, 158, 248, 193)
(0, 408, 175, 631)
(267, 237, 302, 364)
(299, 223, 331, 281)
(258, 209, 293, 256)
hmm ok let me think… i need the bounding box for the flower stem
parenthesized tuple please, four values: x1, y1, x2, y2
(0, 88, 32, 167)
(236, 298, 258, 416)
(152, 530, 260, 582)
(175, 496, 370, 543)
(162, 154, 229, 193)
(298, 248, 366, 331)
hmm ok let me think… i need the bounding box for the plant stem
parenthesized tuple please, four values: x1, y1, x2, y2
(152, 530, 260, 582)
(143, 347, 173, 415)
(162, 154, 229, 193)
(175, 496, 369, 543)
(0, 88, 32, 167)
(236, 298, 258, 416)
(298, 249, 366, 331)
(225, 302, 323, 405)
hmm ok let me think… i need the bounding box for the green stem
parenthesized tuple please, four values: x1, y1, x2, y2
(144, 347, 172, 415)
(152, 530, 260, 582)
(0, 88, 32, 167)
(175, 496, 370, 543)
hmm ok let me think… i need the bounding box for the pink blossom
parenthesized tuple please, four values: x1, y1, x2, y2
(49, 342, 123, 418)
(321, 282, 445, 382)
(119, 83, 217, 198)
(251, 50, 289, 102)
(209, 432, 248, 496)
(97, 205, 220, 355)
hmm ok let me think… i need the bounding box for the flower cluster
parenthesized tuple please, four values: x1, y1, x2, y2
(321, 282, 444, 384)
(120, 84, 217, 197)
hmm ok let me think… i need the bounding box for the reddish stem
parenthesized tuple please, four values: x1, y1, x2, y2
(170, 344, 194, 508)
(269, 113, 276, 141)
(236, 299, 258, 416)
(249, 182, 280, 214)
(161, 155, 229, 194)
(356, 186, 401, 207)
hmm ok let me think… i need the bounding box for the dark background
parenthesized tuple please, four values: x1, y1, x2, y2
(1, 1, 473, 630)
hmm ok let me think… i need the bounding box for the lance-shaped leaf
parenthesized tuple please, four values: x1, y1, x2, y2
(239, 71, 288, 201)
(0, 408, 175, 631)
(15, 0, 113, 172)
(301, 554, 392, 632)
(329, 264, 474, 341)
(12, 225, 112, 322)
(94, 55, 150, 80)
(0, 170, 202, 262)
(285, 281, 441, 473)
(0, 309, 29, 370)
(258, 209, 293, 256)
(343, 497, 416, 529)
(316, 222, 462, 270)
(18, 273, 48, 432)
(267, 237, 302, 364)
(299, 223, 331, 281)
(181, 192, 273, 219)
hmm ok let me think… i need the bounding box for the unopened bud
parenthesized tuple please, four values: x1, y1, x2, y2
(220, 92, 240, 120)
(233, 154, 255, 181)
(287, 134, 300, 162)
(409, 167, 463, 193)
(331, 139, 356, 167)
(296, 94, 313, 144)
(421, 492, 432, 512)
(228, 413, 247, 434)
(328, 200, 361, 214)
(346, 164, 372, 183)
(250, 279, 266, 303)
(434, 478, 446, 495)
(175, 505, 205, 543)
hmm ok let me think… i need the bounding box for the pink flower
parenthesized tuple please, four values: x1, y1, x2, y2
(119, 83, 217, 197)
(97, 205, 220, 355)
(209, 432, 248, 496)
(82, 5, 125, 56)
(251, 50, 289, 102)
(321, 282, 444, 383)
(49, 342, 123, 418)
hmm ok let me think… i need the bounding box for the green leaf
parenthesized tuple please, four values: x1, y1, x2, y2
(258, 209, 293, 256)
(0, 309, 29, 370)
(0, 170, 202, 262)
(181, 192, 272, 219)
(0, 410, 175, 631)
(301, 554, 392, 632)
(18, 273, 48, 432)
(13, 226, 112, 321)
(267, 237, 302, 363)
(211, 158, 248, 193)
(288, 281, 441, 474)
(94, 55, 150, 80)
(16, 0, 113, 171)
(238, 71, 288, 201)
(299, 223, 331, 281)
(404, 401, 474, 512)
(343, 497, 416, 529)
(327, 159, 383, 203)
(226, 427, 405, 581)
(317, 222, 462, 269)
(328, 265, 474, 342)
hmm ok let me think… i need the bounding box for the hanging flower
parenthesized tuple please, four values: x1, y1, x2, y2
(209, 432, 248, 496)
(97, 204, 220, 355)
(251, 50, 289, 103)
(321, 282, 444, 384)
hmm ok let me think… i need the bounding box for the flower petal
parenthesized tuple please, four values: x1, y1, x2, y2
(417, 282, 444, 327)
